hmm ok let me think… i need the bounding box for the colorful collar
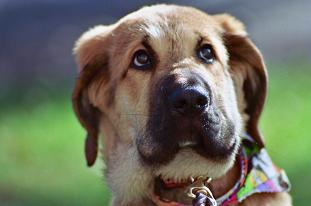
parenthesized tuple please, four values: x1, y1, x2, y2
(217, 134, 291, 205)
(155, 134, 291, 206)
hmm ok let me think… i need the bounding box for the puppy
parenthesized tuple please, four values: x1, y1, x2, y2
(72, 4, 292, 206)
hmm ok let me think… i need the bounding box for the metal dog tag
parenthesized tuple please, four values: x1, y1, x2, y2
(187, 177, 217, 206)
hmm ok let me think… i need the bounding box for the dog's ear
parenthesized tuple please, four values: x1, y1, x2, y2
(215, 14, 267, 148)
(72, 25, 112, 166)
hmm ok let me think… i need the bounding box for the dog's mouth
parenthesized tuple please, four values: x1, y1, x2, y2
(157, 175, 194, 189)
(153, 175, 210, 204)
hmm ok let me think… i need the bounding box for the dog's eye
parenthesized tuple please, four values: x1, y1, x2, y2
(131, 50, 152, 70)
(197, 44, 215, 64)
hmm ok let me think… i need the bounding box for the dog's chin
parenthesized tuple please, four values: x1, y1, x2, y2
(154, 146, 237, 181)
(151, 139, 239, 204)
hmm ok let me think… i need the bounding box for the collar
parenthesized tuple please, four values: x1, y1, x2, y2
(154, 134, 291, 206)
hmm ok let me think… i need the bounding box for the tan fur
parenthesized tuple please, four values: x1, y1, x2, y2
(72, 4, 292, 206)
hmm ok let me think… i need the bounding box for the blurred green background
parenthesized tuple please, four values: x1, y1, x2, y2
(1, 1, 311, 206)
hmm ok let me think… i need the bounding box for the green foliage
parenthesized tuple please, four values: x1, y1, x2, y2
(1, 63, 310, 205)
(262, 62, 311, 205)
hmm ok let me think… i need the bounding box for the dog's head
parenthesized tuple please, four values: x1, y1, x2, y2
(72, 4, 267, 204)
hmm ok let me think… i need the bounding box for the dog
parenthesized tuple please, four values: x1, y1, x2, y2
(72, 4, 292, 206)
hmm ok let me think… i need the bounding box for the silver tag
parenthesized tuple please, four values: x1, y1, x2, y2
(187, 176, 217, 206)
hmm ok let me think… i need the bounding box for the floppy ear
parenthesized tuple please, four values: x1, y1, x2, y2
(72, 25, 112, 166)
(215, 14, 268, 148)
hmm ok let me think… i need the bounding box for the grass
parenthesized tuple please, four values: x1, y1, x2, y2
(1, 63, 311, 205)
(0, 100, 110, 206)
(261, 62, 311, 205)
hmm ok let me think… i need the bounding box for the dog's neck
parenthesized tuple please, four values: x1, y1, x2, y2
(209, 157, 240, 198)
(151, 159, 241, 206)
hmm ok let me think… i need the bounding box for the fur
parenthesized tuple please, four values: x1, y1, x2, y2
(72, 4, 292, 206)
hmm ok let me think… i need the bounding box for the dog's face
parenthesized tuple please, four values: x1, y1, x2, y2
(73, 5, 267, 204)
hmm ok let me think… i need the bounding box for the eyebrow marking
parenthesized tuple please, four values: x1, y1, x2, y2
(142, 40, 152, 52)
(140, 39, 158, 72)
(143, 23, 165, 39)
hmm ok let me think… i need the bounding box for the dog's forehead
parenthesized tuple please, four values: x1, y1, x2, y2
(112, 5, 223, 62)
(116, 5, 220, 41)
(123, 5, 215, 26)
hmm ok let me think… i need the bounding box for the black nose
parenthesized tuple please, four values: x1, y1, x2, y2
(169, 87, 209, 115)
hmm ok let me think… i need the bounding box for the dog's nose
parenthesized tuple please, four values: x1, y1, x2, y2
(169, 87, 209, 115)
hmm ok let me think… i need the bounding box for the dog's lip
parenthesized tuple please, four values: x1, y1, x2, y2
(193, 136, 238, 160)
(157, 175, 194, 189)
(178, 140, 197, 148)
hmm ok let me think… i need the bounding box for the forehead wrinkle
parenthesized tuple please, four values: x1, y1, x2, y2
(168, 22, 184, 58)
(153, 20, 195, 62)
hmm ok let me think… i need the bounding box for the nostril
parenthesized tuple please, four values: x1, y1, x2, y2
(196, 95, 208, 108)
(174, 98, 187, 110)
